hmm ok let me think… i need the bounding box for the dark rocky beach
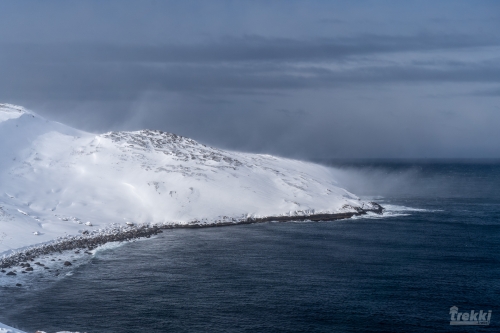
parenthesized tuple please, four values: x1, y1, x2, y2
(1, 203, 383, 273)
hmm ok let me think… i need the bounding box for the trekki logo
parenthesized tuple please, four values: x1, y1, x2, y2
(449, 306, 492, 326)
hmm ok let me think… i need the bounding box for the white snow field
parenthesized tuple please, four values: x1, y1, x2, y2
(0, 103, 378, 256)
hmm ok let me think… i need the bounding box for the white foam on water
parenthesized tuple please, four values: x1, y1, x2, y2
(0, 249, 92, 289)
(382, 204, 441, 212)
(351, 203, 441, 220)
(91, 240, 126, 255)
(350, 211, 411, 220)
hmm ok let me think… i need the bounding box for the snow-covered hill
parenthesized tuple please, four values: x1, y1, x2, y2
(0, 103, 379, 255)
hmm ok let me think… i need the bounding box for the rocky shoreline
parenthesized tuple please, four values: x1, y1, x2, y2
(1, 203, 383, 272)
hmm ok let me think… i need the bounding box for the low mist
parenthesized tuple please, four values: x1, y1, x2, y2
(320, 161, 500, 200)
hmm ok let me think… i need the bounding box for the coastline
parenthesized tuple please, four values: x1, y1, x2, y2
(1, 203, 383, 271)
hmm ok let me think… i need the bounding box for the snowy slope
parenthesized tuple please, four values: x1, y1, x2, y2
(0, 103, 376, 255)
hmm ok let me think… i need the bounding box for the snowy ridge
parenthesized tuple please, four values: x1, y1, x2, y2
(0, 104, 32, 123)
(0, 103, 381, 255)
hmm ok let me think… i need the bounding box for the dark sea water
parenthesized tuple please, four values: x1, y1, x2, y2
(1, 160, 499, 332)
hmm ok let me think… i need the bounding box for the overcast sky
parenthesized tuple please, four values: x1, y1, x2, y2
(1, 0, 499, 159)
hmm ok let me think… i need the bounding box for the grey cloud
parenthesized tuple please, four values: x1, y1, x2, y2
(276, 109, 308, 117)
(1, 33, 498, 64)
(2, 32, 499, 106)
(2, 55, 500, 103)
(1, 1, 500, 159)
(469, 87, 500, 96)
